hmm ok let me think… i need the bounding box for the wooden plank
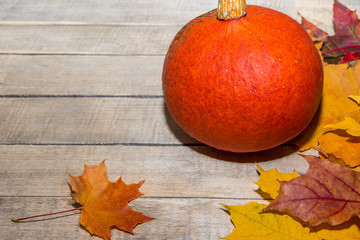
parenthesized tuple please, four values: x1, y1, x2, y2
(0, 145, 309, 198)
(1, 0, 358, 30)
(2, 1, 355, 240)
(0, 0, 297, 25)
(0, 0, 215, 25)
(2, 4, 359, 55)
(0, 25, 178, 55)
(3, 197, 267, 239)
(0, 55, 164, 96)
(0, 97, 197, 144)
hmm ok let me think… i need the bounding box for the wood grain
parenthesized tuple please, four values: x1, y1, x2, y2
(3, 197, 267, 240)
(1, 0, 359, 239)
(1, 0, 358, 33)
(1, 1, 358, 55)
(0, 0, 216, 25)
(0, 98, 197, 144)
(0, 145, 309, 198)
(0, 25, 178, 55)
(0, 55, 164, 96)
(0, 0, 296, 24)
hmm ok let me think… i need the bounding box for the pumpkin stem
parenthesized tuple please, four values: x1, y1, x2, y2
(217, 0, 247, 20)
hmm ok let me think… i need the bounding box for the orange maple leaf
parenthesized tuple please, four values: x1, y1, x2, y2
(68, 160, 154, 240)
(319, 131, 360, 168)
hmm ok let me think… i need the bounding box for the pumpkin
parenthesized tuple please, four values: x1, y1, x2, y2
(162, 0, 323, 152)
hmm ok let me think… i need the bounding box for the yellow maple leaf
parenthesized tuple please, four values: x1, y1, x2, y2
(324, 116, 360, 136)
(222, 202, 320, 240)
(293, 63, 360, 151)
(254, 164, 297, 199)
(293, 91, 358, 151)
(315, 218, 360, 240)
(350, 95, 360, 105)
(323, 63, 360, 97)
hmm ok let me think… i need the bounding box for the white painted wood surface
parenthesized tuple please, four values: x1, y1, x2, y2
(0, 0, 359, 239)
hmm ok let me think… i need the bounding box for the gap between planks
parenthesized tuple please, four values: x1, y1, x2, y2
(0, 143, 204, 146)
(0, 95, 164, 98)
(0, 145, 306, 198)
(2, 197, 265, 239)
(0, 52, 166, 56)
(0, 21, 184, 27)
(0, 195, 264, 200)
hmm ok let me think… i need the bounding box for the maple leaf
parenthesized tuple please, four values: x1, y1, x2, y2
(317, 145, 359, 169)
(292, 63, 360, 151)
(265, 155, 360, 226)
(323, 0, 360, 63)
(300, 16, 328, 42)
(324, 116, 360, 136)
(222, 202, 321, 240)
(339, 51, 360, 64)
(301, 0, 360, 64)
(68, 160, 154, 240)
(303, 62, 360, 167)
(322, 63, 360, 97)
(350, 95, 360, 105)
(319, 131, 360, 168)
(315, 217, 360, 240)
(255, 164, 298, 199)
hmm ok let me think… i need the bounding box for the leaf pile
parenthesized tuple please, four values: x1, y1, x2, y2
(292, 0, 360, 169)
(292, 61, 360, 168)
(68, 161, 154, 240)
(223, 1, 360, 239)
(301, 0, 360, 64)
(223, 155, 360, 239)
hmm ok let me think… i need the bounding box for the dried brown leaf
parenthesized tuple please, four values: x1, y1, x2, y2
(265, 155, 360, 226)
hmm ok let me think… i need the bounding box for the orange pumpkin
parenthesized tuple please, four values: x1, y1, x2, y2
(162, 0, 323, 152)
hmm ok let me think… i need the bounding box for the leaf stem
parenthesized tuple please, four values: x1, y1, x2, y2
(12, 207, 82, 222)
(322, 45, 360, 55)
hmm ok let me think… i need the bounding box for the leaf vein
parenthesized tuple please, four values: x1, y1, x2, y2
(230, 208, 303, 240)
(321, 164, 360, 198)
(322, 200, 348, 221)
(307, 175, 334, 198)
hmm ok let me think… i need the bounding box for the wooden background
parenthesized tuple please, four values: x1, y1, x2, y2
(1, 0, 359, 239)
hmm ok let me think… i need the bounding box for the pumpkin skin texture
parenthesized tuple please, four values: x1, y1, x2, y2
(162, 6, 323, 153)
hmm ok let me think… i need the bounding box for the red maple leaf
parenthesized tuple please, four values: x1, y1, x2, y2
(301, 0, 360, 64)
